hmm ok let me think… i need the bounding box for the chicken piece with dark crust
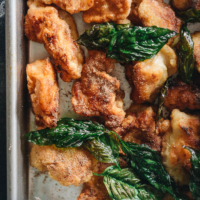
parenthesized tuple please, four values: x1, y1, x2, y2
(27, 58, 59, 128)
(164, 79, 200, 111)
(125, 45, 177, 104)
(161, 109, 200, 185)
(172, 0, 200, 11)
(83, 0, 132, 23)
(24, 2, 83, 82)
(33, 0, 94, 14)
(30, 144, 97, 186)
(71, 51, 125, 128)
(113, 104, 161, 152)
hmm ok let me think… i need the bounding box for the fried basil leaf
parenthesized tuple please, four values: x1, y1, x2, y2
(119, 140, 189, 200)
(178, 25, 195, 84)
(82, 131, 120, 168)
(156, 77, 172, 124)
(95, 165, 163, 200)
(78, 23, 177, 62)
(177, 8, 200, 23)
(107, 26, 177, 62)
(184, 146, 200, 199)
(24, 118, 107, 147)
(77, 22, 131, 51)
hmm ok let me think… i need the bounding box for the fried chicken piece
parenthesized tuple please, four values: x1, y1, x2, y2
(83, 0, 132, 23)
(26, 58, 59, 128)
(24, 2, 83, 82)
(161, 109, 200, 185)
(164, 79, 200, 111)
(138, 0, 182, 32)
(114, 104, 161, 151)
(128, 0, 182, 32)
(125, 45, 177, 104)
(172, 0, 200, 11)
(30, 144, 97, 186)
(192, 32, 200, 73)
(33, 0, 94, 14)
(71, 51, 125, 128)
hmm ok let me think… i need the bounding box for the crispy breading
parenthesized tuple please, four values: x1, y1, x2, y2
(161, 109, 200, 185)
(138, 0, 182, 32)
(33, 0, 94, 14)
(192, 32, 200, 73)
(164, 79, 200, 111)
(125, 45, 177, 104)
(26, 58, 59, 128)
(114, 104, 161, 151)
(24, 2, 83, 82)
(83, 0, 132, 23)
(30, 144, 97, 186)
(71, 51, 125, 128)
(172, 0, 200, 11)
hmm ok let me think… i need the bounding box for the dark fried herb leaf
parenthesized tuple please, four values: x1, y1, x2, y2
(82, 131, 120, 168)
(24, 118, 106, 147)
(107, 26, 177, 62)
(119, 140, 189, 200)
(156, 77, 172, 124)
(77, 22, 131, 51)
(77, 23, 177, 62)
(177, 8, 200, 23)
(178, 25, 195, 84)
(184, 146, 200, 200)
(95, 165, 163, 200)
(24, 118, 121, 166)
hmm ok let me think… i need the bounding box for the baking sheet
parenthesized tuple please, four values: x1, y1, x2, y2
(7, 0, 200, 199)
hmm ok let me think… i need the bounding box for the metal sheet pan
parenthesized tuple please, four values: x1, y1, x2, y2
(6, 0, 200, 199)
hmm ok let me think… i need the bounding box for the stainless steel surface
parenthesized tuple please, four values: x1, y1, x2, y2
(6, 0, 29, 199)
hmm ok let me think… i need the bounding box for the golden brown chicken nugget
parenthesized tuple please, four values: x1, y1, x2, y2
(192, 32, 200, 73)
(161, 109, 200, 185)
(26, 58, 59, 128)
(71, 51, 125, 128)
(83, 0, 132, 23)
(138, 0, 182, 32)
(25, 2, 83, 82)
(125, 45, 177, 104)
(33, 0, 94, 14)
(30, 145, 97, 186)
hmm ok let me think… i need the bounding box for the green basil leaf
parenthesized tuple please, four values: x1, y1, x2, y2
(106, 26, 177, 62)
(184, 146, 200, 200)
(77, 23, 177, 62)
(119, 140, 189, 200)
(77, 22, 131, 51)
(82, 131, 121, 168)
(24, 118, 107, 147)
(177, 8, 200, 23)
(178, 25, 195, 84)
(156, 77, 172, 124)
(95, 165, 163, 200)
